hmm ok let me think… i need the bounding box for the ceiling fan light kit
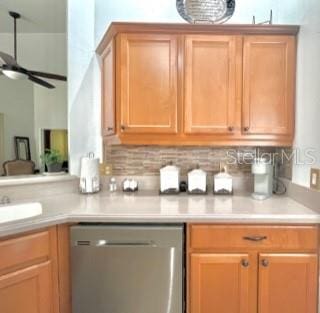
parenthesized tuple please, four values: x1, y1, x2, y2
(2, 69, 28, 80)
(0, 11, 67, 89)
(1, 63, 28, 80)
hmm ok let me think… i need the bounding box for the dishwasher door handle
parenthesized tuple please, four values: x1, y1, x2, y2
(89, 240, 158, 247)
(74, 240, 158, 247)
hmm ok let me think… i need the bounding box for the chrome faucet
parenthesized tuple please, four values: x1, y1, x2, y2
(0, 196, 11, 205)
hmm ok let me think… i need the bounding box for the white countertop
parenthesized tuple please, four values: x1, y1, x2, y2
(0, 191, 319, 237)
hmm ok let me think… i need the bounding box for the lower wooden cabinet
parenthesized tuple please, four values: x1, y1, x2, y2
(0, 224, 318, 313)
(258, 253, 318, 313)
(0, 261, 54, 313)
(190, 253, 255, 313)
(188, 225, 319, 313)
(0, 226, 71, 313)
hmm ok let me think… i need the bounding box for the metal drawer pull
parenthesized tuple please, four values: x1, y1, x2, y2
(241, 259, 250, 268)
(243, 236, 267, 242)
(261, 259, 269, 267)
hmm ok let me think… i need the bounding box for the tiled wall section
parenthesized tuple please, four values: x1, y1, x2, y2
(105, 145, 292, 177)
(276, 147, 293, 180)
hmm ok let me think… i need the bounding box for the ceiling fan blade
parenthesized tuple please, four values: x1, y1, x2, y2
(27, 70, 67, 81)
(0, 51, 18, 66)
(28, 74, 55, 89)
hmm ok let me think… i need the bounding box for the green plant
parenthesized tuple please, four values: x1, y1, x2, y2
(40, 149, 63, 166)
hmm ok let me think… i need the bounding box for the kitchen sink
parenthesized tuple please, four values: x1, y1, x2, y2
(0, 202, 43, 224)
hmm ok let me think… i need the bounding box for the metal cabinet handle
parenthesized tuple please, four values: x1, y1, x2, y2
(261, 259, 269, 267)
(121, 125, 126, 131)
(228, 126, 234, 132)
(243, 236, 267, 242)
(241, 259, 250, 268)
(107, 127, 114, 131)
(243, 127, 250, 132)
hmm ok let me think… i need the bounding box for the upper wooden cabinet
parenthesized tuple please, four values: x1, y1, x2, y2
(243, 36, 295, 136)
(184, 35, 240, 135)
(97, 23, 299, 146)
(118, 33, 178, 134)
(101, 41, 116, 137)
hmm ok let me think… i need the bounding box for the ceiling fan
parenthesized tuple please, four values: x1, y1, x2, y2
(0, 11, 67, 89)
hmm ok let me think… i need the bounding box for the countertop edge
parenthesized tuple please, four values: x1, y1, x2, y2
(1, 213, 320, 238)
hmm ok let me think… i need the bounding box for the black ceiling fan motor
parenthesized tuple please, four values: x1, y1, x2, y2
(9, 11, 21, 19)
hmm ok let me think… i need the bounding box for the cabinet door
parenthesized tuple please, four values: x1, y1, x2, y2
(101, 41, 115, 136)
(243, 36, 295, 136)
(259, 253, 318, 313)
(0, 261, 55, 313)
(119, 33, 178, 134)
(184, 36, 240, 134)
(190, 253, 255, 313)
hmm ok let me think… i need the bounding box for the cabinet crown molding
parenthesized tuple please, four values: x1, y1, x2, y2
(96, 22, 300, 54)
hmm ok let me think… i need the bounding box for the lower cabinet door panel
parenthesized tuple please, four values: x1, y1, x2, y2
(190, 253, 255, 313)
(258, 253, 318, 313)
(0, 261, 54, 313)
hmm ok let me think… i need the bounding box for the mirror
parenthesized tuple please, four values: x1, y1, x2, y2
(0, 0, 67, 177)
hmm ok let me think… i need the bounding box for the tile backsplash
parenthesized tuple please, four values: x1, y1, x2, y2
(276, 147, 293, 180)
(104, 145, 291, 177)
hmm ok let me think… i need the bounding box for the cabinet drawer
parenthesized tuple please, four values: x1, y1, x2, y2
(189, 225, 318, 251)
(0, 230, 51, 273)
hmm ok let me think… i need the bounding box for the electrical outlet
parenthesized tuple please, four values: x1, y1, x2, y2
(99, 164, 105, 175)
(310, 168, 320, 190)
(100, 163, 113, 176)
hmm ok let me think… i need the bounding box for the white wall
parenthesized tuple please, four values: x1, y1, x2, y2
(68, 0, 320, 186)
(68, 0, 101, 175)
(291, 0, 320, 187)
(0, 77, 35, 162)
(0, 33, 66, 75)
(0, 32, 67, 169)
(0, 114, 4, 175)
(94, 0, 307, 44)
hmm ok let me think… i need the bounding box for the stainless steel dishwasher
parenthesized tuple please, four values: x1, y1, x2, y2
(71, 224, 184, 313)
